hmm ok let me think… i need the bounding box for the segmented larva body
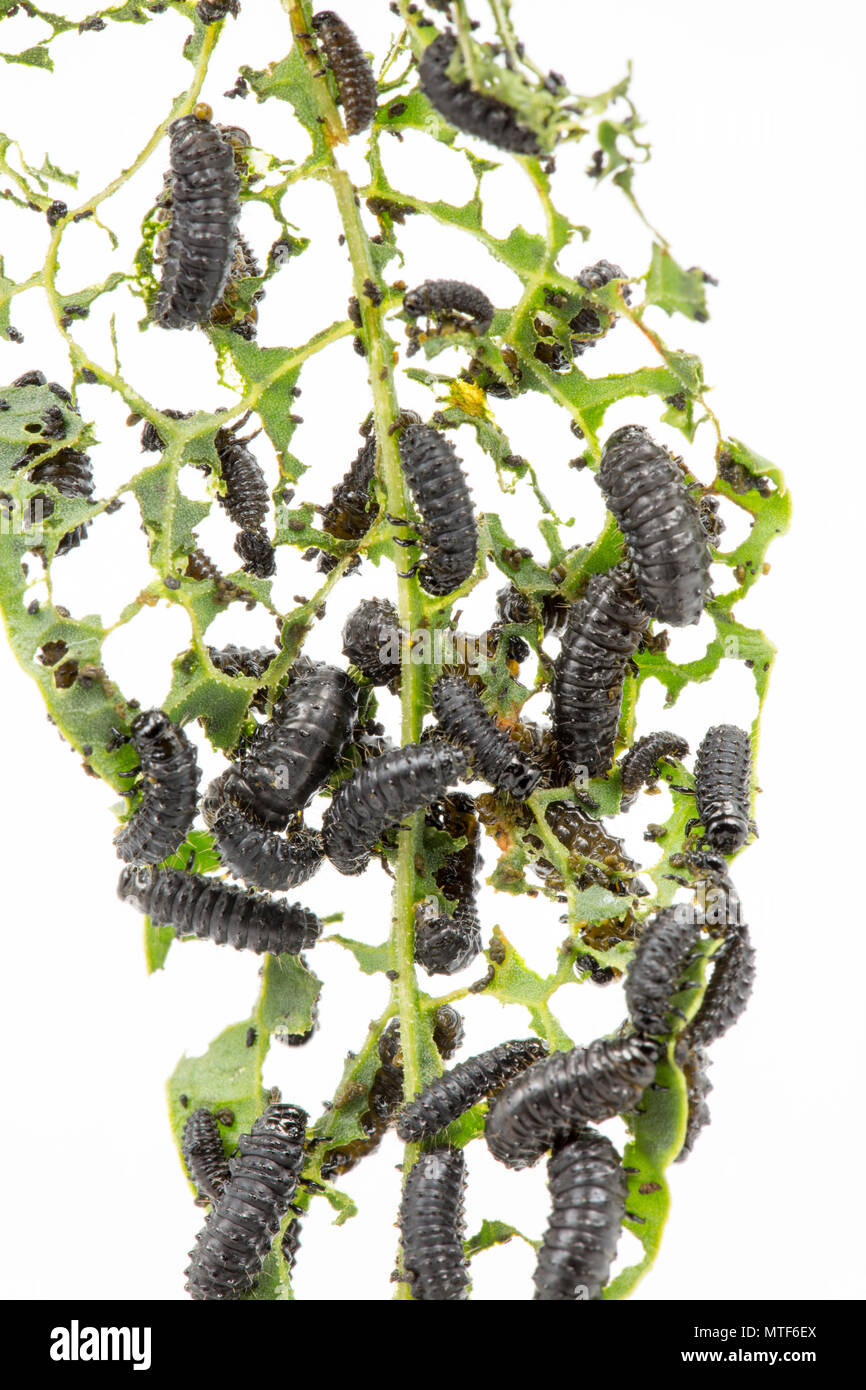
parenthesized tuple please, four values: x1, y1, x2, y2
(399, 1148, 469, 1302)
(396, 1038, 549, 1142)
(196, 0, 239, 23)
(210, 232, 264, 340)
(280, 1218, 302, 1271)
(403, 279, 494, 355)
(414, 793, 482, 976)
(596, 426, 711, 626)
(207, 644, 276, 681)
(186, 1103, 307, 1301)
(114, 710, 201, 865)
(432, 674, 542, 799)
(694, 723, 753, 853)
(533, 1128, 627, 1301)
(311, 11, 377, 135)
(8, 375, 95, 554)
(485, 1035, 661, 1170)
(624, 905, 701, 1038)
(342, 596, 400, 687)
(686, 923, 756, 1050)
(397, 422, 477, 596)
(117, 865, 321, 956)
(674, 1044, 713, 1163)
(213, 425, 269, 531)
(234, 526, 276, 579)
(152, 113, 242, 331)
(552, 566, 650, 778)
(203, 776, 324, 891)
(322, 740, 468, 875)
(495, 583, 570, 638)
(221, 664, 358, 828)
(569, 259, 631, 357)
(320, 431, 377, 543)
(28, 446, 94, 554)
(181, 1108, 230, 1203)
(418, 32, 541, 154)
(619, 730, 689, 794)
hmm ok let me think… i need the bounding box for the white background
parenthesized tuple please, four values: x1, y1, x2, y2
(0, 0, 864, 1301)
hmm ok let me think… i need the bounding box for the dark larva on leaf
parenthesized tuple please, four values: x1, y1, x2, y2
(234, 527, 276, 578)
(311, 11, 377, 135)
(152, 113, 242, 331)
(117, 865, 321, 956)
(280, 1217, 302, 1271)
(495, 582, 569, 638)
(432, 674, 542, 799)
(27, 445, 94, 555)
(552, 565, 650, 779)
(674, 1044, 713, 1163)
(186, 1102, 307, 1301)
(403, 278, 494, 356)
(113, 710, 200, 865)
(533, 1127, 627, 1301)
(321, 740, 468, 876)
(397, 421, 477, 596)
(202, 774, 324, 891)
(396, 1038, 548, 1142)
(484, 1034, 661, 1170)
(685, 922, 756, 1050)
(624, 905, 701, 1038)
(414, 793, 482, 976)
(418, 32, 541, 155)
(196, 0, 239, 23)
(320, 430, 377, 543)
(694, 723, 752, 853)
(342, 596, 400, 687)
(181, 1108, 231, 1204)
(214, 422, 269, 531)
(569, 259, 631, 357)
(207, 644, 275, 711)
(596, 425, 711, 626)
(619, 730, 689, 794)
(399, 1148, 469, 1302)
(221, 664, 359, 827)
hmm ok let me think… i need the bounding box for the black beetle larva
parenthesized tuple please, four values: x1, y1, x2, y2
(619, 730, 690, 795)
(152, 112, 241, 331)
(484, 1035, 661, 1170)
(202, 773, 324, 892)
(113, 710, 200, 865)
(399, 1147, 469, 1301)
(117, 865, 321, 956)
(319, 429, 378, 553)
(624, 905, 701, 1038)
(568, 259, 631, 357)
(418, 32, 541, 154)
(396, 1038, 549, 1142)
(186, 1103, 307, 1301)
(673, 1042, 713, 1163)
(533, 1127, 627, 1300)
(403, 278, 494, 356)
(432, 674, 542, 799)
(596, 426, 711, 626)
(181, 1108, 231, 1204)
(310, 11, 377, 135)
(685, 922, 756, 1050)
(414, 793, 482, 976)
(694, 724, 753, 853)
(322, 740, 468, 875)
(196, 1, 239, 23)
(396, 421, 477, 596)
(552, 565, 650, 778)
(341, 596, 400, 687)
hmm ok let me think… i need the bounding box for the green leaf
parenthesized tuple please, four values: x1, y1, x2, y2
(328, 935, 392, 977)
(2, 45, 53, 70)
(258, 955, 322, 1045)
(644, 244, 710, 322)
(167, 1020, 268, 1163)
(465, 1218, 537, 1260)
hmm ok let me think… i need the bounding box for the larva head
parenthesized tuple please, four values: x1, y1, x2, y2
(116, 864, 156, 909)
(707, 815, 748, 855)
(258, 1103, 308, 1144)
(130, 709, 172, 743)
(311, 11, 339, 29)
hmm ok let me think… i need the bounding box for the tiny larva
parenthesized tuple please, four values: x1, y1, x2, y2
(694, 724, 753, 853)
(181, 1108, 230, 1204)
(310, 12, 378, 136)
(395, 421, 477, 596)
(414, 793, 482, 977)
(113, 710, 201, 866)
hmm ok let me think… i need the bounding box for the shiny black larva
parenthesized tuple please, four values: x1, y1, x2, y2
(185, 1103, 307, 1301)
(152, 112, 241, 331)
(396, 1038, 549, 1142)
(399, 1147, 469, 1302)
(624, 905, 701, 1038)
(552, 565, 650, 778)
(342, 596, 400, 687)
(202, 775, 324, 892)
(414, 793, 482, 976)
(596, 425, 711, 626)
(117, 864, 321, 956)
(569, 259, 632, 358)
(322, 740, 468, 876)
(432, 674, 542, 799)
(674, 1043, 713, 1163)
(485, 1035, 661, 1170)
(686, 922, 756, 1050)
(403, 278, 493, 356)
(319, 429, 378, 557)
(311, 11, 377, 135)
(396, 421, 477, 596)
(533, 1127, 627, 1300)
(221, 664, 358, 828)
(181, 1108, 230, 1204)
(694, 724, 753, 853)
(196, 0, 239, 23)
(113, 710, 200, 865)
(213, 422, 269, 532)
(619, 730, 690, 795)
(418, 32, 541, 154)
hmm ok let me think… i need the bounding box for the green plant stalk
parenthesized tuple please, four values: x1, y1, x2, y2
(285, 0, 428, 1299)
